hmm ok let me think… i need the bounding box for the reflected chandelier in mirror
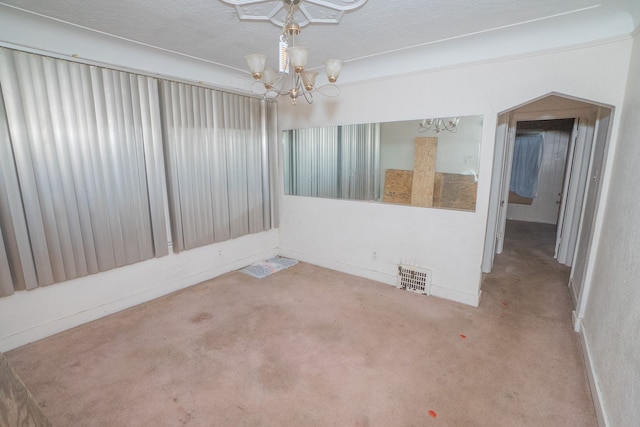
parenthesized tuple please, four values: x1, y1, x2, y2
(283, 115, 483, 211)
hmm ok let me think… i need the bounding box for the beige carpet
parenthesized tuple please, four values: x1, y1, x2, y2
(6, 221, 597, 426)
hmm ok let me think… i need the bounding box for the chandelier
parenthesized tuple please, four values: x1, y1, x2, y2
(244, 0, 343, 105)
(418, 117, 460, 133)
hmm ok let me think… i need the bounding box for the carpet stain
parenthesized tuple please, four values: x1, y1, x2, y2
(200, 322, 244, 351)
(354, 415, 370, 426)
(190, 312, 212, 323)
(258, 356, 297, 391)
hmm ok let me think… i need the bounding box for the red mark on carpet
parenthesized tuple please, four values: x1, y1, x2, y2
(428, 410, 437, 418)
(502, 301, 508, 307)
(460, 334, 467, 339)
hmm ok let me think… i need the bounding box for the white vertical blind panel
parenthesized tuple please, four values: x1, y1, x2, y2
(136, 76, 169, 258)
(160, 81, 272, 252)
(0, 47, 166, 294)
(340, 124, 379, 200)
(1, 50, 57, 286)
(0, 227, 13, 296)
(56, 60, 99, 275)
(285, 123, 379, 200)
(246, 98, 268, 234)
(224, 94, 250, 239)
(0, 85, 39, 294)
(289, 127, 340, 198)
(264, 101, 277, 229)
(209, 91, 232, 244)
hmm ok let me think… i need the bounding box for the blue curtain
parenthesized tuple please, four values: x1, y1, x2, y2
(510, 134, 544, 198)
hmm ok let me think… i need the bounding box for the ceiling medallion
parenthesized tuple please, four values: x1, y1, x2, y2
(221, 0, 368, 27)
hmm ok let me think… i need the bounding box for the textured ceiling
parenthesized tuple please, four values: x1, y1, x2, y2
(0, 0, 638, 85)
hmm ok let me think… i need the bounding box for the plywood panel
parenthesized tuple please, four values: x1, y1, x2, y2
(383, 169, 413, 204)
(434, 173, 478, 211)
(508, 191, 533, 205)
(411, 137, 437, 207)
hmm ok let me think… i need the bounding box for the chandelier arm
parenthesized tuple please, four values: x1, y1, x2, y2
(417, 117, 459, 133)
(301, 90, 313, 104)
(309, 83, 340, 98)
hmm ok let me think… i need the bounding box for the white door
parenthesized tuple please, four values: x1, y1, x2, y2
(481, 113, 512, 272)
(555, 116, 595, 266)
(555, 118, 579, 260)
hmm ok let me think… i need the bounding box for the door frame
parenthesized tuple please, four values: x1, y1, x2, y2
(571, 106, 614, 327)
(482, 95, 615, 333)
(482, 106, 596, 271)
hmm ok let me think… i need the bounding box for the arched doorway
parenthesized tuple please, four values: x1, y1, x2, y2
(482, 93, 613, 328)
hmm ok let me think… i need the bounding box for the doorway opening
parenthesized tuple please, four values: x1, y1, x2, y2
(507, 118, 574, 228)
(482, 93, 614, 329)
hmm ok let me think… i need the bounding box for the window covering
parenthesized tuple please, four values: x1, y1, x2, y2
(159, 81, 275, 252)
(0, 48, 168, 296)
(283, 123, 380, 200)
(510, 134, 544, 199)
(0, 47, 277, 298)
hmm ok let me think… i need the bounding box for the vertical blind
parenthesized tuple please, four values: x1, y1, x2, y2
(0, 47, 276, 298)
(285, 126, 340, 198)
(339, 123, 380, 200)
(283, 123, 380, 200)
(0, 48, 168, 297)
(159, 81, 275, 252)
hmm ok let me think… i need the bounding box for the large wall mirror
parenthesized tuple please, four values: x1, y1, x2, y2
(283, 115, 482, 211)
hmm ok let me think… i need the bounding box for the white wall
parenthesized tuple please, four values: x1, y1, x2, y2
(0, 7, 279, 352)
(277, 39, 632, 307)
(579, 31, 640, 427)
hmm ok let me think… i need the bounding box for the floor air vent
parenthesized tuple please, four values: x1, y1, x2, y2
(397, 264, 432, 295)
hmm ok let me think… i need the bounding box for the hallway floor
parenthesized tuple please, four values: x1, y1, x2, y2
(6, 220, 598, 426)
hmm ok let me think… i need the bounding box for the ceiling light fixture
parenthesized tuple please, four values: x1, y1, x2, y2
(244, 0, 343, 105)
(418, 117, 460, 133)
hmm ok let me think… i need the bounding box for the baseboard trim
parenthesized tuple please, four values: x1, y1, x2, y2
(569, 278, 579, 307)
(0, 247, 278, 352)
(278, 249, 397, 286)
(430, 284, 482, 307)
(278, 249, 482, 307)
(576, 319, 608, 427)
(572, 310, 581, 332)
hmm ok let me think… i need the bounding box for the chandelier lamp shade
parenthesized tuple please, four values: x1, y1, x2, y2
(244, 0, 343, 104)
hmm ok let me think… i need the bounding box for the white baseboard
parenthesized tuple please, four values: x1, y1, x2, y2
(2, 242, 481, 351)
(278, 249, 482, 307)
(430, 284, 482, 307)
(0, 236, 278, 352)
(569, 278, 579, 307)
(576, 318, 608, 427)
(278, 248, 397, 286)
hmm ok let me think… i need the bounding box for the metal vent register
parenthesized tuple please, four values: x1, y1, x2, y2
(397, 264, 432, 295)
